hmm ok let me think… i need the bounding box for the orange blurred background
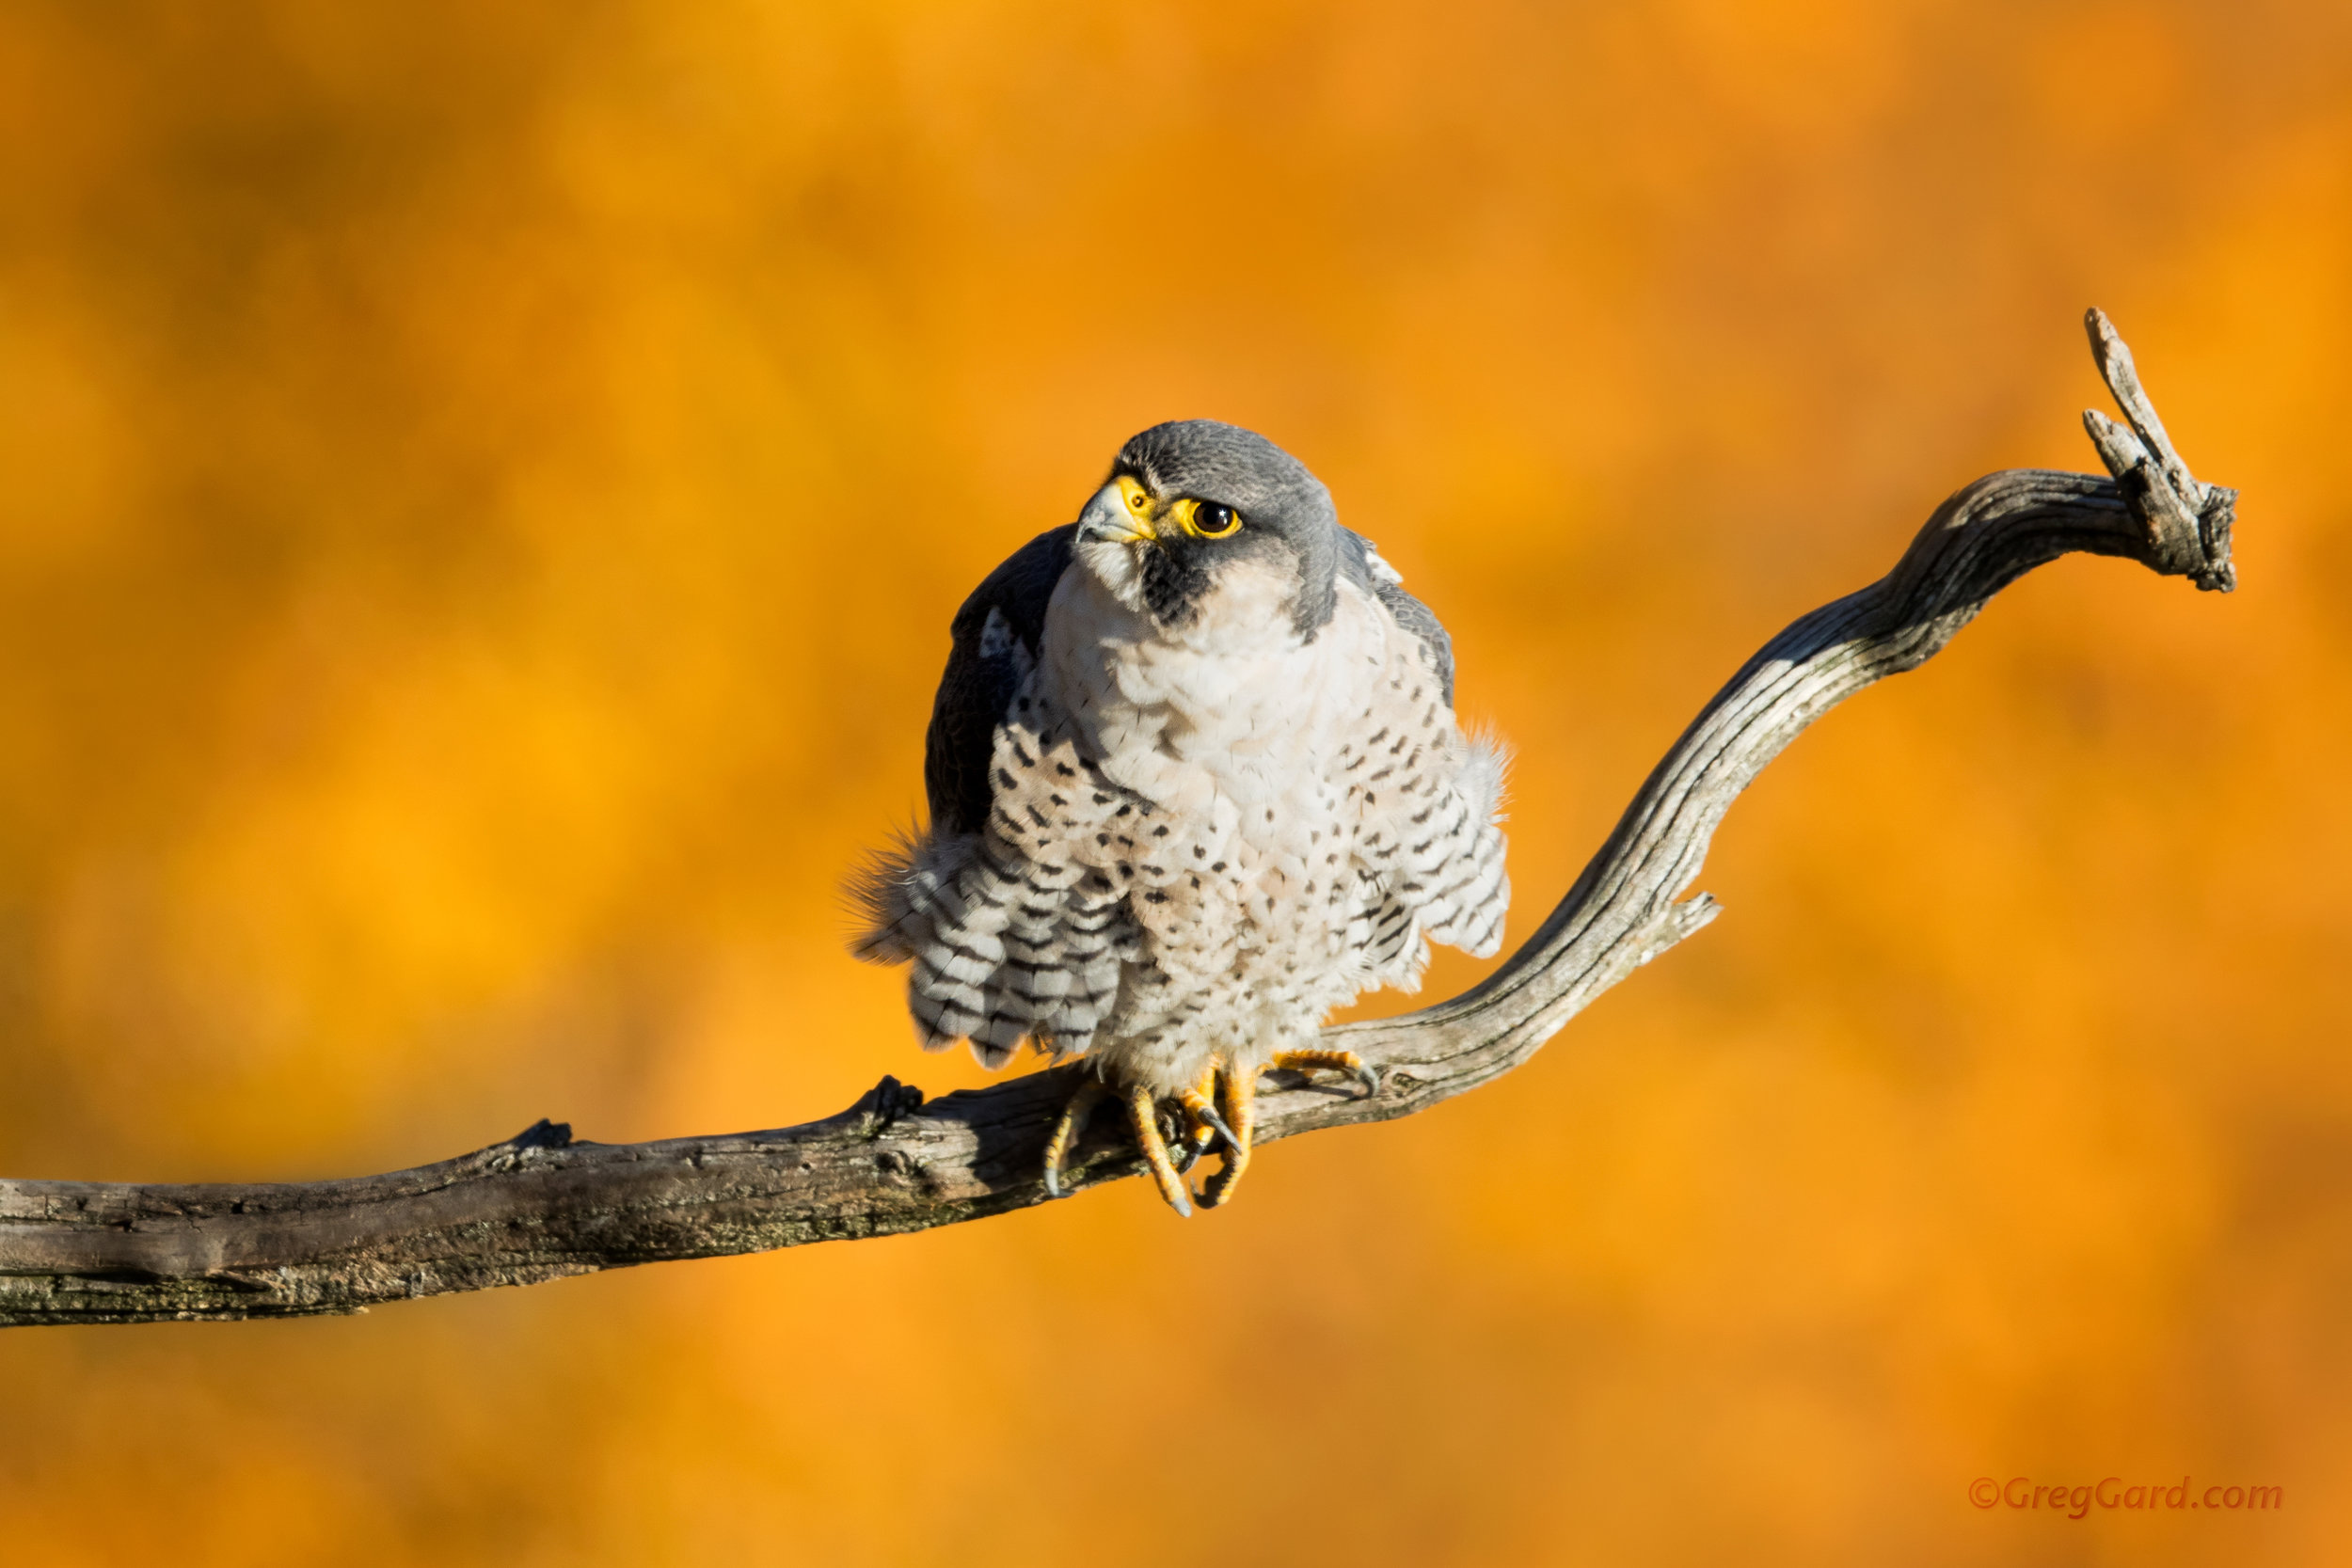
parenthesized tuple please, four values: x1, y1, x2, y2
(1, 1, 2346, 1562)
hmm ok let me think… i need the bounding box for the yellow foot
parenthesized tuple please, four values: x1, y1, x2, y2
(1200, 1048, 1380, 1210)
(1125, 1084, 1194, 1217)
(1177, 1068, 1240, 1158)
(1040, 1053, 1372, 1215)
(1269, 1047, 1382, 1098)
(1040, 1068, 1243, 1215)
(1041, 1078, 1107, 1201)
(1200, 1059, 1256, 1209)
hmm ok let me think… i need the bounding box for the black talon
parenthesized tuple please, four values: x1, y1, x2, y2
(1195, 1101, 1242, 1151)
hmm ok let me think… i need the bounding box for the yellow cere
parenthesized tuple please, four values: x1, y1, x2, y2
(1116, 474, 1155, 531)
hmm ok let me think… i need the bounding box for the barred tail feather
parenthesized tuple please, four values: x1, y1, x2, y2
(849, 823, 1121, 1068)
(846, 827, 967, 965)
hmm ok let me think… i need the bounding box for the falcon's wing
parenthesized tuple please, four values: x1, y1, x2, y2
(1330, 526, 1502, 974)
(862, 521, 1119, 1066)
(1340, 527, 1455, 706)
(923, 524, 1076, 835)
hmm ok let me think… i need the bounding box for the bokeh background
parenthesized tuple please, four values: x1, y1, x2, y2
(0, 1, 2345, 1562)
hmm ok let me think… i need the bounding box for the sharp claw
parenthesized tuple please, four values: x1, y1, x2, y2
(1176, 1083, 1242, 1155)
(1353, 1062, 1381, 1098)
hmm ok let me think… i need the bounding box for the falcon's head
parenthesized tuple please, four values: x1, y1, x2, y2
(1073, 420, 1346, 636)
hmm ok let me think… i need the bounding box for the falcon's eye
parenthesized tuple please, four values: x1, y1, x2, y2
(1190, 501, 1242, 539)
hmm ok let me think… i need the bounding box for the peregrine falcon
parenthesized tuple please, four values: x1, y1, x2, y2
(853, 420, 1509, 1214)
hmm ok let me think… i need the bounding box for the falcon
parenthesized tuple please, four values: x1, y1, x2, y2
(852, 420, 1508, 1214)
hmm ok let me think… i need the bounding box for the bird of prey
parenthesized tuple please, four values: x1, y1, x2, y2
(853, 420, 1508, 1214)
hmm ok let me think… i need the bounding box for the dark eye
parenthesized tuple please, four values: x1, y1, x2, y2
(1193, 501, 1241, 539)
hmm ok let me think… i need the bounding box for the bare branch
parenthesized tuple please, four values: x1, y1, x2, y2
(0, 312, 2238, 1327)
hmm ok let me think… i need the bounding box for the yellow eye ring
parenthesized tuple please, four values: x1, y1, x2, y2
(1190, 500, 1242, 539)
(1169, 498, 1242, 539)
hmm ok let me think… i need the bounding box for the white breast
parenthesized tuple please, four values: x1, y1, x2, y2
(973, 558, 1507, 1093)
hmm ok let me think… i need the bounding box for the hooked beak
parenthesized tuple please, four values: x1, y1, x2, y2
(1075, 480, 1156, 546)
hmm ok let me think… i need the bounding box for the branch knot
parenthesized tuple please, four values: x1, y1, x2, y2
(853, 1075, 926, 1139)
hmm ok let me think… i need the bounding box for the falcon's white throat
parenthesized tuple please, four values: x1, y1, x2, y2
(1070, 531, 1305, 654)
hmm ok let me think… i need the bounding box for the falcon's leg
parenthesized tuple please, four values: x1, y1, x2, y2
(1127, 1085, 1195, 1218)
(1200, 1049, 1380, 1210)
(1042, 1078, 1108, 1200)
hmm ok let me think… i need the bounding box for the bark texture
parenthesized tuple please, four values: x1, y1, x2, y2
(0, 311, 2237, 1327)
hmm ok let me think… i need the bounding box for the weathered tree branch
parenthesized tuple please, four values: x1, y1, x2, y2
(0, 311, 2237, 1327)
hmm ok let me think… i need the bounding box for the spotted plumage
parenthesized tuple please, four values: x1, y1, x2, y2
(853, 420, 1508, 1212)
